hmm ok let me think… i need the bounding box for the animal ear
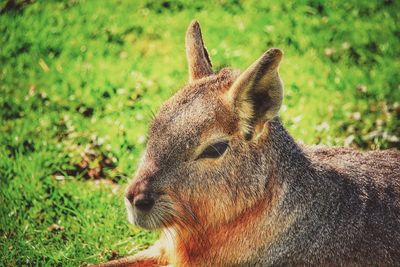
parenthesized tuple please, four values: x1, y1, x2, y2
(185, 20, 213, 81)
(227, 48, 283, 139)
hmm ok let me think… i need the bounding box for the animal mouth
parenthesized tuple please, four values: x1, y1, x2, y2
(125, 196, 176, 230)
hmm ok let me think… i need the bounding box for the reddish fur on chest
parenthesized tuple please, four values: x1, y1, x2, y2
(175, 200, 268, 266)
(173, 176, 286, 266)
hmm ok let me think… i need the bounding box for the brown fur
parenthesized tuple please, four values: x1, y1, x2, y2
(96, 21, 400, 267)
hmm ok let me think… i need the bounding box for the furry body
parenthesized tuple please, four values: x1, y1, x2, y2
(96, 21, 400, 267)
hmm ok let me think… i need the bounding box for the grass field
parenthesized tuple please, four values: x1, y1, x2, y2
(0, 0, 399, 265)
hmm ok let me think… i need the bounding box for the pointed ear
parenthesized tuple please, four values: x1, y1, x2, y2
(185, 20, 213, 81)
(227, 48, 283, 139)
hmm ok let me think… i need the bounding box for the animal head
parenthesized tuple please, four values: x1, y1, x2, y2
(125, 21, 283, 230)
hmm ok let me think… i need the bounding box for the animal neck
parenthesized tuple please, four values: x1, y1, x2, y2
(263, 118, 312, 184)
(169, 163, 290, 266)
(170, 197, 280, 266)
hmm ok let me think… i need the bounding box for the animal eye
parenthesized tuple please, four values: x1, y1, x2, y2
(197, 141, 229, 159)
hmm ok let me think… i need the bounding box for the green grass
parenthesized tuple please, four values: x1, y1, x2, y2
(0, 0, 399, 265)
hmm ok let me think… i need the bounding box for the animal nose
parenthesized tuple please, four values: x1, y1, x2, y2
(125, 190, 135, 204)
(133, 194, 155, 212)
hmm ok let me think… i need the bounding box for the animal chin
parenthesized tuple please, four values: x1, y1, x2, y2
(125, 197, 137, 225)
(133, 215, 157, 230)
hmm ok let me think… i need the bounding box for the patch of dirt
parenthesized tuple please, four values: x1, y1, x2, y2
(53, 117, 122, 182)
(54, 141, 119, 182)
(0, 0, 33, 14)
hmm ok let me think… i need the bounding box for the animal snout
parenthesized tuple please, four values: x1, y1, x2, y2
(125, 180, 155, 213)
(133, 194, 155, 212)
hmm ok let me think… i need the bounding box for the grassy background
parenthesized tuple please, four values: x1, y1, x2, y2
(1, 0, 399, 265)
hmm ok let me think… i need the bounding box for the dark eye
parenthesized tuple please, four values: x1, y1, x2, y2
(197, 141, 229, 159)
